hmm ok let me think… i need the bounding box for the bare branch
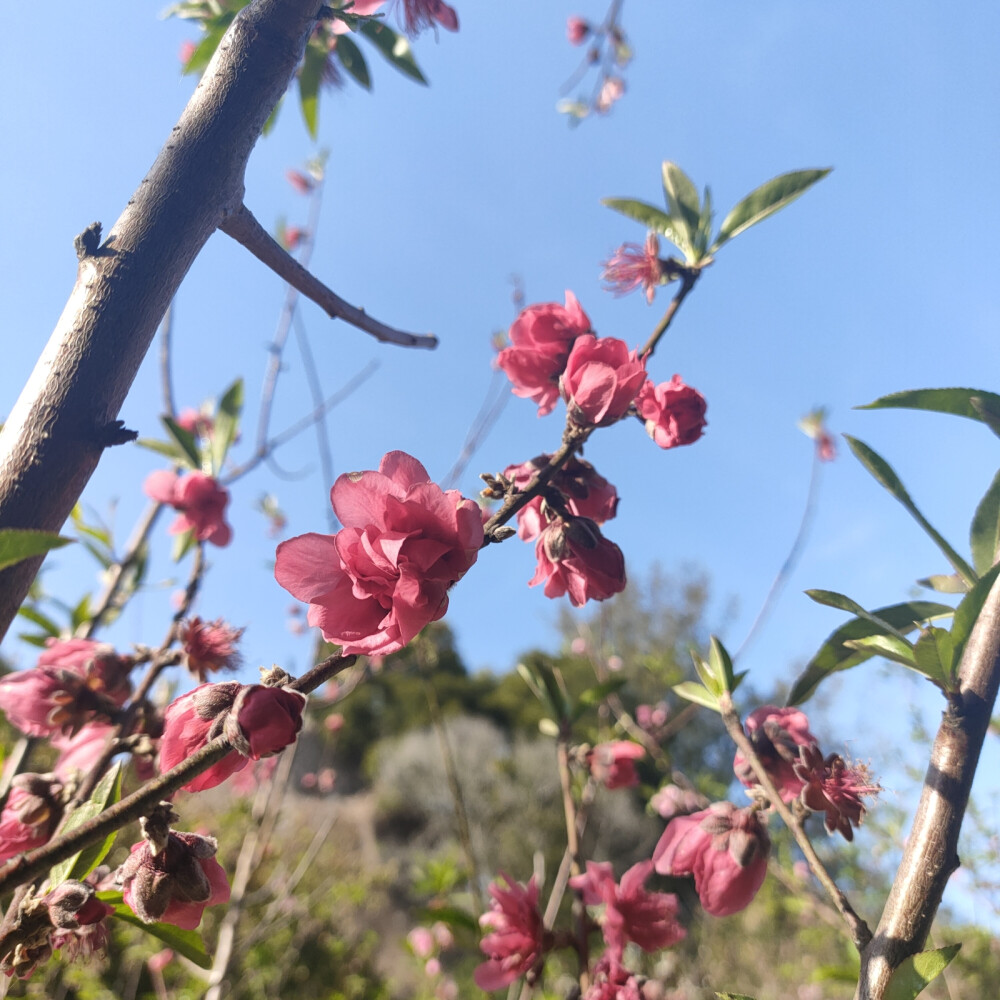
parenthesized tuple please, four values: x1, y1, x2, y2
(220, 203, 438, 349)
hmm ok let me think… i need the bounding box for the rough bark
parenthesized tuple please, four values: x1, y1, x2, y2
(0, 0, 323, 642)
(855, 574, 1000, 999)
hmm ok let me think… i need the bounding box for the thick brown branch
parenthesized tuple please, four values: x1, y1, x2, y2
(220, 203, 437, 349)
(856, 574, 1000, 999)
(0, 0, 325, 642)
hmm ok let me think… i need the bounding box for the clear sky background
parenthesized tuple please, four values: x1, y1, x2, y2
(1, 1, 999, 922)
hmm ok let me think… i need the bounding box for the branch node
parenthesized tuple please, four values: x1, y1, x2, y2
(73, 222, 103, 261)
(97, 420, 139, 448)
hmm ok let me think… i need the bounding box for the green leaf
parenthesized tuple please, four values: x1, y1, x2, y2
(672, 681, 719, 712)
(858, 387, 1000, 426)
(950, 562, 1000, 674)
(415, 904, 479, 933)
(916, 574, 968, 594)
(172, 528, 198, 563)
(97, 892, 212, 968)
(573, 678, 628, 720)
(0, 529, 73, 572)
(696, 185, 714, 257)
(712, 167, 831, 252)
(787, 600, 954, 705)
(136, 438, 186, 463)
(600, 198, 694, 257)
(359, 20, 427, 85)
(971, 469, 1000, 575)
(161, 416, 201, 470)
(805, 589, 913, 643)
(298, 40, 327, 140)
(210, 378, 244, 477)
(661, 161, 701, 259)
(17, 605, 63, 637)
(48, 765, 122, 885)
(884, 943, 961, 1000)
(70, 593, 92, 633)
(708, 636, 739, 693)
(846, 436, 977, 587)
(335, 34, 371, 89)
(691, 651, 722, 696)
(970, 395, 1000, 439)
(538, 717, 560, 737)
(70, 505, 111, 548)
(182, 19, 233, 76)
(843, 633, 919, 669)
(912, 627, 955, 688)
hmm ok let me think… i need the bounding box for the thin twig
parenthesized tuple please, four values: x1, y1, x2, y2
(292, 312, 338, 531)
(735, 447, 823, 660)
(220, 203, 437, 350)
(639, 267, 701, 359)
(719, 693, 872, 950)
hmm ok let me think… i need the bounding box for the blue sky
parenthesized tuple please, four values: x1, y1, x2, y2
(1, 1, 999, 921)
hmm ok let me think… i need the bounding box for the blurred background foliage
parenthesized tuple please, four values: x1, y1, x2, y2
(3, 567, 999, 999)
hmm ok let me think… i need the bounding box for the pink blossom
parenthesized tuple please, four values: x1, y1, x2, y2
(179, 617, 244, 682)
(0, 640, 130, 738)
(178, 40, 196, 66)
(567, 16, 590, 45)
(635, 376, 707, 450)
(158, 683, 245, 792)
(396, 0, 459, 35)
(560, 335, 647, 427)
(283, 225, 308, 251)
(118, 831, 230, 929)
(570, 861, 684, 968)
(286, 169, 315, 194)
(602, 234, 662, 303)
(649, 783, 707, 822)
(45, 879, 114, 961)
(143, 470, 232, 547)
(587, 741, 645, 790)
(159, 681, 306, 792)
(0, 774, 63, 864)
(652, 801, 770, 917)
(175, 408, 214, 440)
(475, 874, 547, 991)
(52, 724, 115, 780)
(503, 455, 618, 542)
(795, 747, 880, 841)
(275, 451, 483, 657)
(596, 75, 626, 113)
(529, 516, 626, 607)
(497, 292, 592, 416)
(408, 926, 435, 958)
(583, 958, 646, 1000)
(733, 705, 819, 804)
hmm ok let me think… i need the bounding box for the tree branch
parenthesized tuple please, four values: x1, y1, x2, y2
(855, 573, 1000, 999)
(220, 203, 438, 349)
(0, 0, 340, 642)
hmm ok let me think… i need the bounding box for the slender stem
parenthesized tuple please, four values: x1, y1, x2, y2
(719, 694, 872, 950)
(736, 447, 823, 660)
(639, 268, 700, 359)
(82, 502, 164, 639)
(556, 737, 589, 991)
(221, 203, 437, 350)
(421, 672, 485, 916)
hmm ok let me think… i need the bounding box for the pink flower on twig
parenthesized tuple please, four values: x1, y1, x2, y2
(530, 516, 626, 607)
(635, 376, 707, 450)
(587, 741, 645, 790)
(475, 874, 547, 991)
(144, 470, 232, 547)
(733, 705, 819, 804)
(560, 335, 646, 428)
(653, 801, 770, 917)
(601, 234, 662, 304)
(566, 16, 591, 45)
(179, 617, 244, 683)
(497, 292, 592, 416)
(275, 452, 483, 656)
